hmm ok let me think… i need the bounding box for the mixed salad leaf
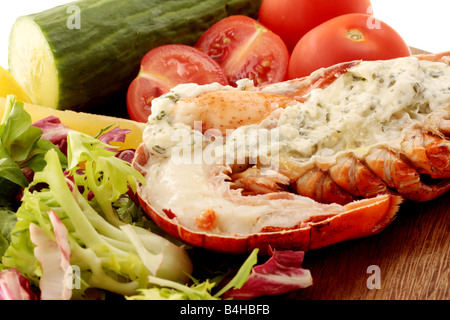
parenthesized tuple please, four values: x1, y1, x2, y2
(0, 96, 66, 205)
(0, 95, 313, 300)
(0, 201, 16, 260)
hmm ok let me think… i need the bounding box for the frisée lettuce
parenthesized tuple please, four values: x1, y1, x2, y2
(2, 127, 193, 299)
(1, 97, 192, 298)
(0, 95, 313, 300)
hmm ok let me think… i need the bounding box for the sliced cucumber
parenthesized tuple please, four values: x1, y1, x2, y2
(8, 17, 58, 108)
(8, 0, 262, 112)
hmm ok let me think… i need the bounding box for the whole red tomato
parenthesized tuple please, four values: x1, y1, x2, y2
(258, 0, 373, 52)
(288, 13, 411, 79)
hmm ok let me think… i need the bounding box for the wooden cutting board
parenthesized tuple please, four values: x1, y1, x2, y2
(291, 195, 449, 300)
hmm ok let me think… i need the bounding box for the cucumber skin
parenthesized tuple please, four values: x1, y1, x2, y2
(14, 0, 262, 111)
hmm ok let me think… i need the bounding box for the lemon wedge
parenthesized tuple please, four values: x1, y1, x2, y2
(0, 65, 32, 103)
(0, 97, 146, 150)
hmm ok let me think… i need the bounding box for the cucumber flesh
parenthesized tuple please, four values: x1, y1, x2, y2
(8, 17, 59, 108)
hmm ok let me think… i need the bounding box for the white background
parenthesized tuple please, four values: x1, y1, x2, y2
(0, 0, 449, 69)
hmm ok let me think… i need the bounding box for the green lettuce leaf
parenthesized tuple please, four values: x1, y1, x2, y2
(3, 139, 192, 298)
(0, 204, 17, 268)
(127, 249, 259, 300)
(0, 94, 67, 192)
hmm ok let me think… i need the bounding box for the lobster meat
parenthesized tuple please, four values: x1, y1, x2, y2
(133, 51, 450, 254)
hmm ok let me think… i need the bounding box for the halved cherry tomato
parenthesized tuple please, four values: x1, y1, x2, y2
(288, 13, 411, 79)
(258, 0, 373, 52)
(126, 44, 229, 123)
(195, 15, 289, 87)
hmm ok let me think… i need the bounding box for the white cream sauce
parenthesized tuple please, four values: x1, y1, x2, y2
(140, 57, 450, 235)
(272, 58, 450, 161)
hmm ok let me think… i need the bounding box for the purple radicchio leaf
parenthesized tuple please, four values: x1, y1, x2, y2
(0, 268, 38, 300)
(224, 250, 313, 300)
(32, 116, 71, 155)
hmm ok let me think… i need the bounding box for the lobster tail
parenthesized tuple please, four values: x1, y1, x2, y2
(134, 52, 450, 254)
(291, 104, 450, 204)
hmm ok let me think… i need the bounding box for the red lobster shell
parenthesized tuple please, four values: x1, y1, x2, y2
(133, 51, 450, 254)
